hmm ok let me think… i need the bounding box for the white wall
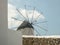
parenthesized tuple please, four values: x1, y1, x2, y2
(0, 0, 7, 45)
(0, 0, 22, 45)
(8, 29, 22, 45)
(19, 28, 34, 35)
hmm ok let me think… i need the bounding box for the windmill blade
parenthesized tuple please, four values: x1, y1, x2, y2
(33, 12, 43, 23)
(33, 21, 48, 24)
(12, 27, 17, 29)
(24, 5, 29, 22)
(31, 7, 35, 23)
(16, 8, 26, 20)
(33, 14, 41, 23)
(9, 26, 18, 30)
(33, 24, 48, 31)
(34, 29, 41, 36)
(11, 17, 23, 21)
(39, 21, 48, 23)
(11, 17, 18, 20)
(34, 26, 40, 35)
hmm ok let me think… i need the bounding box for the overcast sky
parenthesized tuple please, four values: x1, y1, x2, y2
(8, 0, 60, 35)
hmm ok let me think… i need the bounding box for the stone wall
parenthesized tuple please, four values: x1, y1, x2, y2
(23, 37, 60, 45)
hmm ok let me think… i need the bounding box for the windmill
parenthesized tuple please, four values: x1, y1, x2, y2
(8, 4, 48, 36)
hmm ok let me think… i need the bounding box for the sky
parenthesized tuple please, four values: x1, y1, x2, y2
(8, 0, 60, 35)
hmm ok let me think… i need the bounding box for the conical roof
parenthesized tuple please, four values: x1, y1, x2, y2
(17, 21, 34, 30)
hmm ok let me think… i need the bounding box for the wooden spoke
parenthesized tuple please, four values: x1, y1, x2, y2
(16, 8, 26, 20)
(33, 25, 41, 36)
(11, 17, 23, 21)
(31, 7, 35, 23)
(33, 24, 48, 31)
(33, 14, 41, 23)
(33, 21, 48, 24)
(24, 5, 29, 22)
